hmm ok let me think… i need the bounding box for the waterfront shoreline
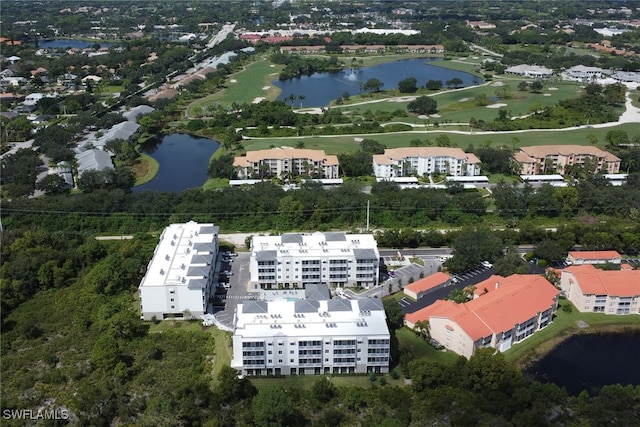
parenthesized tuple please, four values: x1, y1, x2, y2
(515, 323, 640, 371)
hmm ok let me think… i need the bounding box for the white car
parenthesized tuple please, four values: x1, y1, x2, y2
(481, 261, 493, 268)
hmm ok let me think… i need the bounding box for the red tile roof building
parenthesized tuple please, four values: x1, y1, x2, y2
(560, 264, 640, 315)
(403, 272, 451, 300)
(405, 274, 559, 359)
(567, 250, 622, 265)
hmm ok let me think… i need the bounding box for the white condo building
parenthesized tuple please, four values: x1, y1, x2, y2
(231, 298, 391, 376)
(250, 232, 380, 289)
(373, 147, 481, 179)
(139, 221, 219, 320)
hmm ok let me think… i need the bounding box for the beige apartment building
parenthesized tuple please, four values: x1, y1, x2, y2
(234, 148, 339, 179)
(560, 265, 640, 315)
(405, 274, 559, 359)
(514, 145, 621, 175)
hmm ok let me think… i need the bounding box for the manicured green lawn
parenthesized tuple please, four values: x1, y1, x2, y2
(242, 122, 639, 155)
(187, 58, 284, 115)
(396, 327, 460, 364)
(202, 178, 229, 190)
(133, 153, 159, 186)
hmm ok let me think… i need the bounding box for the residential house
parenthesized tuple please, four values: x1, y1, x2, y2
(75, 149, 114, 176)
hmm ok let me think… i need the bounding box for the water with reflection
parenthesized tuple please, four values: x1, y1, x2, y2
(37, 39, 113, 49)
(525, 330, 640, 396)
(134, 133, 220, 193)
(274, 58, 480, 107)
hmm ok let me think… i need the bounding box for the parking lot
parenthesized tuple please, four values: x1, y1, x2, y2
(399, 263, 496, 314)
(210, 251, 256, 328)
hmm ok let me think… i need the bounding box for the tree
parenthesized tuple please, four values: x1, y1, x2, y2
(398, 77, 418, 93)
(493, 246, 528, 276)
(447, 77, 463, 88)
(338, 151, 373, 177)
(311, 377, 335, 404)
(414, 320, 430, 340)
(214, 366, 257, 404)
(208, 154, 236, 179)
(383, 298, 403, 329)
(36, 174, 70, 195)
(90, 332, 121, 371)
(530, 80, 544, 93)
(425, 79, 443, 90)
(360, 138, 386, 154)
(605, 130, 629, 148)
(445, 227, 503, 273)
(363, 78, 384, 92)
(251, 386, 302, 427)
(407, 96, 438, 115)
(534, 239, 568, 263)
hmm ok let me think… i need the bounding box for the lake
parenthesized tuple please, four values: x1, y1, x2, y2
(134, 133, 220, 193)
(37, 39, 113, 49)
(274, 58, 481, 107)
(525, 330, 640, 396)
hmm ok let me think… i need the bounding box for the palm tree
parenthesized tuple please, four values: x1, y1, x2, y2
(414, 320, 430, 340)
(298, 94, 305, 108)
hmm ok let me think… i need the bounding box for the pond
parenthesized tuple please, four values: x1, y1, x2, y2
(274, 58, 481, 107)
(133, 133, 220, 193)
(525, 330, 640, 396)
(37, 39, 113, 49)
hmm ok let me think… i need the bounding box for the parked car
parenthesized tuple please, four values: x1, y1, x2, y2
(481, 261, 493, 268)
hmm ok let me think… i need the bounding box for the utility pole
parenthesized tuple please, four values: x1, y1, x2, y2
(366, 200, 370, 232)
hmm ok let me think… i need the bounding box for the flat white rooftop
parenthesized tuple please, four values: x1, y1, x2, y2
(234, 298, 389, 339)
(140, 221, 219, 289)
(252, 232, 378, 260)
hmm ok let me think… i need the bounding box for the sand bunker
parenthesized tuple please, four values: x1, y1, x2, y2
(252, 97, 265, 104)
(389, 97, 415, 102)
(486, 103, 507, 109)
(430, 114, 441, 118)
(262, 86, 270, 90)
(229, 79, 237, 83)
(544, 93, 552, 96)
(548, 87, 558, 91)
(492, 81, 504, 86)
(459, 97, 470, 102)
